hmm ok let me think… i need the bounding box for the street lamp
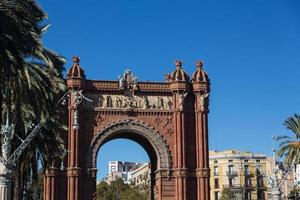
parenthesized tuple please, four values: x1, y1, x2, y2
(0, 89, 92, 200)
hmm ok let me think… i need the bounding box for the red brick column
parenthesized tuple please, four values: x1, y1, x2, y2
(43, 167, 58, 200)
(67, 93, 82, 200)
(170, 81, 190, 200)
(66, 57, 86, 200)
(193, 82, 210, 200)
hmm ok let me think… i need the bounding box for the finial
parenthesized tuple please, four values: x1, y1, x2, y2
(175, 60, 182, 68)
(72, 56, 80, 65)
(196, 60, 203, 70)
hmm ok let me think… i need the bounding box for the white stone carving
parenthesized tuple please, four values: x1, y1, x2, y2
(118, 69, 138, 90)
(199, 93, 209, 111)
(86, 94, 172, 110)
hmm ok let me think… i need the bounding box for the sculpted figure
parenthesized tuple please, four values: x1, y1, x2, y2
(105, 95, 113, 108)
(142, 96, 149, 109)
(199, 93, 209, 111)
(98, 95, 104, 107)
(119, 75, 125, 88)
(116, 97, 123, 108)
(118, 69, 138, 93)
(166, 97, 172, 110)
(156, 97, 164, 109)
(178, 93, 188, 111)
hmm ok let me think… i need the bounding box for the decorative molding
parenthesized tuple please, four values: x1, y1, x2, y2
(196, 168, 210, 178)
(84, 94, 173, 111)
(87, 119, 172, 170)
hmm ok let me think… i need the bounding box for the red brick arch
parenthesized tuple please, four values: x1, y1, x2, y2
(87, 119, 172, 170)
(43, 59, 211, 200)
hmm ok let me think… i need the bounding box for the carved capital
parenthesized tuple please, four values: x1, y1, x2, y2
(174, 168, 190, 178)
(192, 82, 209, 93)
(87, 168, 98, 178)
(67, 167, 81, 177)
(45, 167, 59, 177)
(196, 168, 210, 178)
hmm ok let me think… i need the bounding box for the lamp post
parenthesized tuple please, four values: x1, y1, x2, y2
(241, 137, 295, 200)
(0, 89, 92, 200)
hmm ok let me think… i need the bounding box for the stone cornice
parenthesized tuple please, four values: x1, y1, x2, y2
(85, 80, 172, 93)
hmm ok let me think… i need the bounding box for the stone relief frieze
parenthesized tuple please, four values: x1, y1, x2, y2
(85, 94, 173, 110)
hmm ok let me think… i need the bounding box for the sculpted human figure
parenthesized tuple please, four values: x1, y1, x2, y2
(142, 96, 149, 109)
(104, 95, 113, 108)
(116, 97, 123, 108)
(166, 97, 172, 110)
(98, 95, 104, 107)
(199, 93, 209, 111)
(156, 97, 164, 109)
(178, 93, 188, 111)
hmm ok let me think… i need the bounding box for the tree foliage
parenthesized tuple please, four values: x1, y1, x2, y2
(220, 188, 235, 200)
(97, 178, 150, 200)
(0, 0, 66, 198)
(277, 114, 300, 165)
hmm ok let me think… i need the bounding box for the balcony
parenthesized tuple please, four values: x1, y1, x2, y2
(244, 171, 254, 177)
(226, 171, 238, 177)
(223, 184, 242, 189)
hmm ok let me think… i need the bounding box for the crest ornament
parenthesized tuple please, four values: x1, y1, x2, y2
(118, 69, 138, 95)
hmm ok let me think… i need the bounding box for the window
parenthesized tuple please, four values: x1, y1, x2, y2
(214, 166, 219, 176)
(214, 160, 218, 164)
(257, 190, 264, 199)
(214, 191, 219, 200)
(214, 178, 219, 189)
(229, 178, 233, 187)
(245, 191, 251, 200)
(257, 178, 263, 187)
(245, 177, 251, 187)
(228, 165, 234, 175)
(244, 165, 249, 175)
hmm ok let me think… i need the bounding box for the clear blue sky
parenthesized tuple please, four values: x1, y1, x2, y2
(38, 0, 300, 180)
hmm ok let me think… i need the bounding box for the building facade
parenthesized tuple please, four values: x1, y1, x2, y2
(105, 161, 147, 184)
(209, 150, 268, 200)
(130, 163, 151, 187)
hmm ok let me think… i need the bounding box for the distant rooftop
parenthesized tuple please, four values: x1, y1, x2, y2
(209, 149, 267, 160)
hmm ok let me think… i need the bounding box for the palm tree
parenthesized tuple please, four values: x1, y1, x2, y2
(0, 0, 67, 198)
(277, 114, 300, 166)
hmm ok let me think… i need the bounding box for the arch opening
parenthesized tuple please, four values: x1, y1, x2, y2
(88, 119, 172, 200)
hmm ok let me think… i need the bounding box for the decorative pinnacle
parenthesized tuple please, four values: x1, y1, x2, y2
(175, 60, 182, 68)
(72, 56, 80, 65)
(196, 60, 203, 70)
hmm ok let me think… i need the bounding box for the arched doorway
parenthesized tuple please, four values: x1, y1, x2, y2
(43, 58, 211, 200)
(91, 119, 173, 199)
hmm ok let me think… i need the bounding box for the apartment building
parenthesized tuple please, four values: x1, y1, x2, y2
(209, 150, 268, 200)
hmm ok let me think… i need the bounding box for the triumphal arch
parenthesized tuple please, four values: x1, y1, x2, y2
(43, 57, 211, 200)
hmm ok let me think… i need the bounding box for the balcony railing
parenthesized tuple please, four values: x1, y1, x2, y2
(223, 184, 242, 189)
(226, 171, 238, 177)
(244, 171, 253, 176)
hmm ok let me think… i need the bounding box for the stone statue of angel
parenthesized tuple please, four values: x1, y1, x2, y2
(178, 93, 188, 111)
(199, 93, 209, 111)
